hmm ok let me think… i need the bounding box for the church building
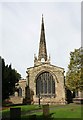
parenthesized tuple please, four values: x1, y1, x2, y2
(10, 15, 66, 105)
(26, 15, 66, 104)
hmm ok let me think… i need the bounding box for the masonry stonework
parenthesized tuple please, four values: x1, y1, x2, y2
(27, 64, 65, 104)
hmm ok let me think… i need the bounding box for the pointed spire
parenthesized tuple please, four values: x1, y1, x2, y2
(42, 14, 44, 30)
(38, 15, 47, 61)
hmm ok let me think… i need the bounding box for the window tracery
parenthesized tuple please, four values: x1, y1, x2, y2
(36, 72, 55, 97)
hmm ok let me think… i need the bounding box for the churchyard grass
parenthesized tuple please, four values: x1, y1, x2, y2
(1, 103, 82, 119)
(50, 104, 82, 118)
(2, 105, 41, 118)
(21, 104, 82, 119)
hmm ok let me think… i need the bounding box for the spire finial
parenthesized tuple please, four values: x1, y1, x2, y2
(42, 14, 44, 23)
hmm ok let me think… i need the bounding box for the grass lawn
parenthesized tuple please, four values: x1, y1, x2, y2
(1, 104, 41, 118)
(1, 103, 82, 119)
(50, 104, 82, 118)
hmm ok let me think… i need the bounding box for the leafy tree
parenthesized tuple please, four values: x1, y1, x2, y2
(66, 48, 83, 91)
(2, 57, 21, 101)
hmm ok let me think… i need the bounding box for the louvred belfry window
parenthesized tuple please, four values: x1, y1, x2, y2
(36, 72, 55, 97)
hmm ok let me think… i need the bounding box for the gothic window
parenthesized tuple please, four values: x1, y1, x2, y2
(40, 79, 43, 94)
(36, 79, 39, 95)
(18, 87, 22, 97)
(48, 78, 51, 93)
(52, 80, 55, 94)
(36, 72, 55, 97)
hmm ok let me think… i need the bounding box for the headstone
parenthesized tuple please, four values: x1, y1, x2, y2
(10, 107, 21, 120)
(43, 104, 49, 116)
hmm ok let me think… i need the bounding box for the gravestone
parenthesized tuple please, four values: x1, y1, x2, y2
(10, 107, 21, 120)
(43, 104, 49, 116)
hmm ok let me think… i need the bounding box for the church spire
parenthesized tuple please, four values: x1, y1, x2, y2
(38, 15, 47, 61)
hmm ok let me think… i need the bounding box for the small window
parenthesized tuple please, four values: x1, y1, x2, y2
(18, 87, 22, 97)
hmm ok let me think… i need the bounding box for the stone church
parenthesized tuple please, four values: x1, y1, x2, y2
(10, 15, 66, 105)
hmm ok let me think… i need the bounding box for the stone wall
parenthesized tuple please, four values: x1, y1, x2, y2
(10, 80, 26, 104)
(27, 63, 66, 105)
(18, 80, 26, 98)
(9, 96, 23, 104)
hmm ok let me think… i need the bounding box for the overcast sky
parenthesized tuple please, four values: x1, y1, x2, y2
(0, 2, 81, 78)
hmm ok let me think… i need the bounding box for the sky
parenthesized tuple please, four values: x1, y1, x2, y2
(0, 2, 81, 78)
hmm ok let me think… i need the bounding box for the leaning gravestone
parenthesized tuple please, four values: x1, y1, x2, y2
(10, 107, 21, 120)
(43, 104, 49, 116)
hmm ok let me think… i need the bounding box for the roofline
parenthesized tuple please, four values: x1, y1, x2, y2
(27, 63, 64, 70)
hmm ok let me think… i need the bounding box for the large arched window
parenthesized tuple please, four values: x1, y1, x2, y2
(36, 72, 55, 97)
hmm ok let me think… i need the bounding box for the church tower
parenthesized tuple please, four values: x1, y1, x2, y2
(34, 15, 50, 66)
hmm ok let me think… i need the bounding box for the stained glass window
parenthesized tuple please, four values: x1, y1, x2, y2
(36, 72, 55, 97)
